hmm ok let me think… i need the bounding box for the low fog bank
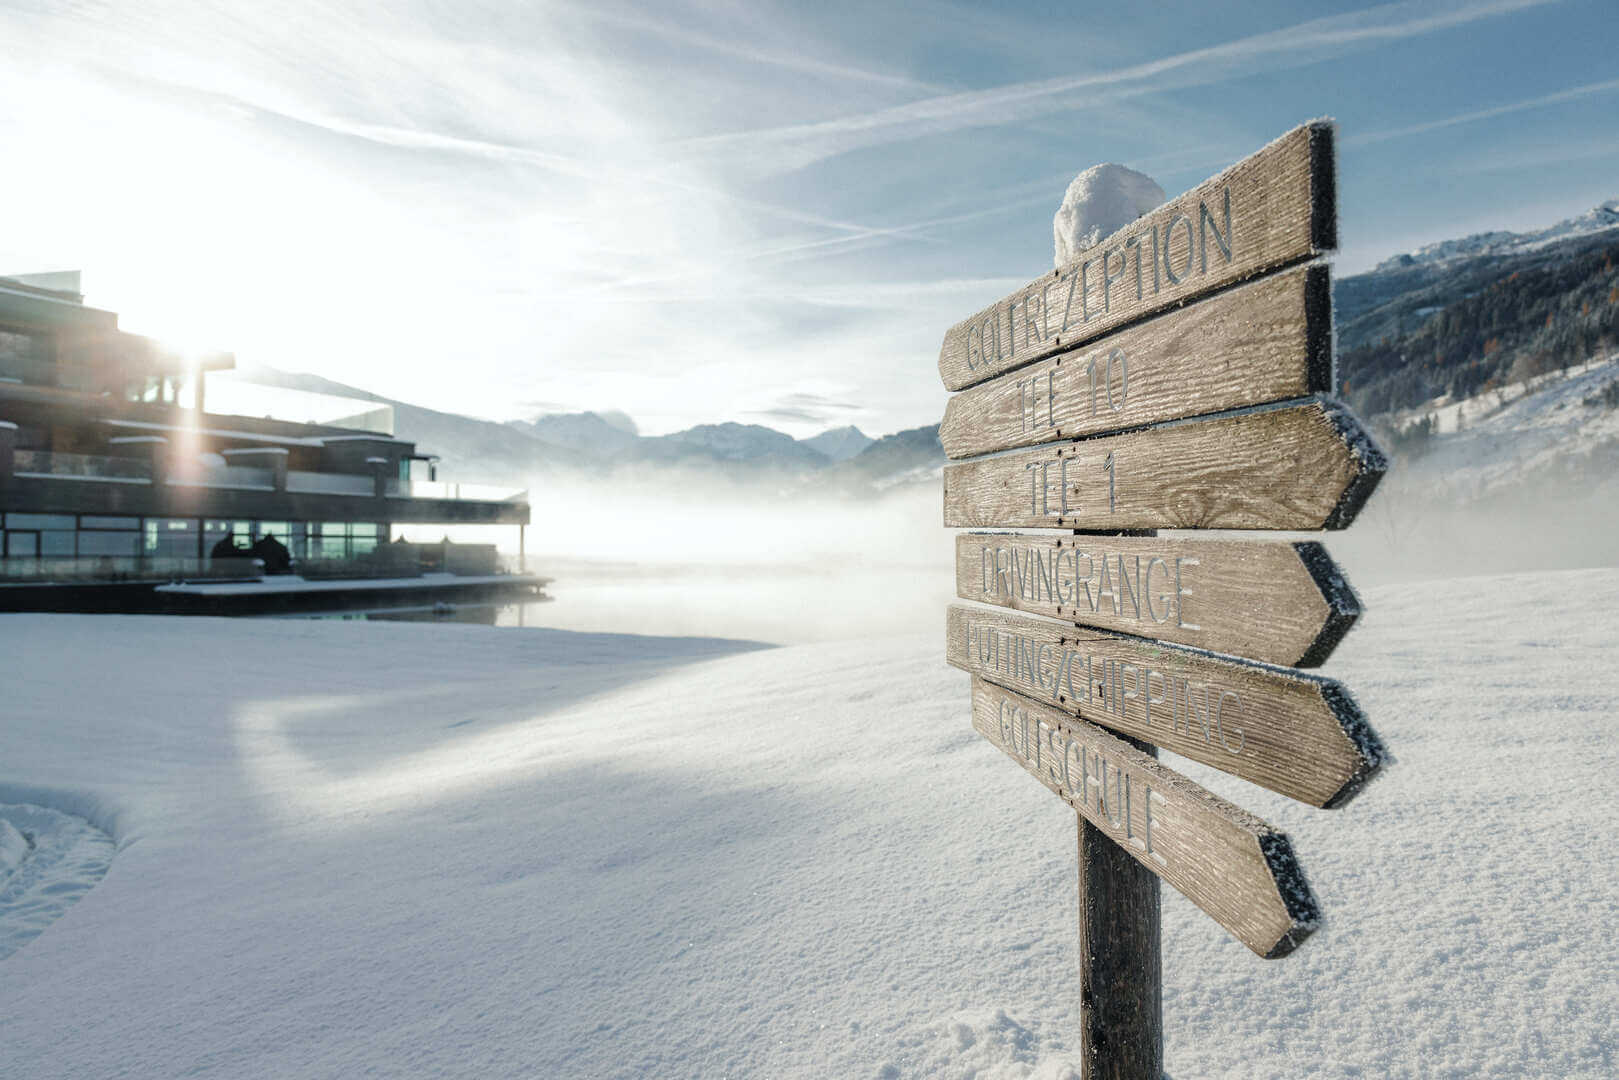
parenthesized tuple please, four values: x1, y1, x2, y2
(1338, 356, 1619, 586)
(1328, 478, 1619, 588)
(509, 478, 955, 644)
(417, 350, 1619, 644)
(523, 473, 950, 571)
(504, 469, 1619, 645)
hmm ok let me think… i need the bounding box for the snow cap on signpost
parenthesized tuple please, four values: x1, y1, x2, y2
(1052, 163, 1165, 268)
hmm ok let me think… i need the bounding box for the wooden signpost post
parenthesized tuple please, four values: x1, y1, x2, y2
(937, 121, 1388, 1078)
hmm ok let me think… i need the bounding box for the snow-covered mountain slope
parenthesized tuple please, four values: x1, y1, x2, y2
(816, 424, 945, 495)
(3, 569, 1617, 1077)
(800, 424, 874, 462)
(1333, 198, 1619, 355)
(645, 421, 831, 470)
(1321, 353, 1619, 587)
(1375, 198, 1619, 272)
(511, 410, 642, 455)
(1384, 353, 1619, 504)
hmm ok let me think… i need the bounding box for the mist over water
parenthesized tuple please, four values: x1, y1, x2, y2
(490, 442, 1619, 647)
(491, 461, 1619, 647)
(508, 480, 956, 644)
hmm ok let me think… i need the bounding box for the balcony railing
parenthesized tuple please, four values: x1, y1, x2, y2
(287, 470, 373, 496)
(12, 450, 152, 482)
(168, 464, 276, 490)
(399, 480, 527, 502)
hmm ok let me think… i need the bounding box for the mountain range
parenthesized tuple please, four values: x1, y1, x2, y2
(230, 196, 1619, 500)
(225, 365, 921, 494)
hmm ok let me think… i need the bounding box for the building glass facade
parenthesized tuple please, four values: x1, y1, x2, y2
(2, 513, 386, 564)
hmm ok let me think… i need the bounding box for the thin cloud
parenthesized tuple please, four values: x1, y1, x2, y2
(675, 0, 1560, 177)
(1349, 76, 1619, 145)
(748, 407, 836, 425)
(567, 4, 946, 94)
(745, 390, 864, 428)
(777, 392, 862, 411)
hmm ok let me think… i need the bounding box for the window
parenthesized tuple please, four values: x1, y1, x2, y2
(287, 522, 308, 560)
(82, 515, 141, 530)
(0, 328, 49, 383)
(77, 531, 139, 557)
(40, 531, 74, 556)
(203, 520, 253, 555)
(144, 519, 198, 558)
(4, 514, 75, 530)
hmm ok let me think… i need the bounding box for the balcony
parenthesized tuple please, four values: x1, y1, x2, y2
(8, 452, 521, 501)
(12, 450, 151, 483)
(4, 452, 527, 529)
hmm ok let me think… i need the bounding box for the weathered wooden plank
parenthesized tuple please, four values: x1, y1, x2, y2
(955, 533, 1359, 667)
(939, 122, 1335, 391)
(975, 679, 1319, 958)
(940, 264, 1332, 459)
(941, 397, 1385, 532)
(946, 604, 1384, 808)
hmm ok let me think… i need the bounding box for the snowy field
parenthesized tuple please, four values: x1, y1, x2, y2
(2, 569, 1617, 1078)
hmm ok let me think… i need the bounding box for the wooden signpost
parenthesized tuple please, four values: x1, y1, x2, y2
(937, 121, 1389, 1078)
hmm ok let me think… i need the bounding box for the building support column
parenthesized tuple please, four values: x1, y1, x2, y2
(367, 456, 390, 499)
(0, 420, 16, 489)
(519, 523, 526, 574)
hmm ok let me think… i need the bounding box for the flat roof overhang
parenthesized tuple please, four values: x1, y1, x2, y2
(100, 418, 409, 448)
(0, 475, 530, 526)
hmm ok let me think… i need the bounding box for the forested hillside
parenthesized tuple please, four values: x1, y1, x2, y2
(1338, 234, 1619, 417)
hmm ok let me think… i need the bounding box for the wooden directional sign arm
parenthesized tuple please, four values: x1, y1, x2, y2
(940, 263, 1334, 459)
(942, 397, 1388, 532)
(947, 604, 1385, 808)
(939, 122, 1336, 391)
(973, 679, 1320, 958)
(955, 534, 1361, 667)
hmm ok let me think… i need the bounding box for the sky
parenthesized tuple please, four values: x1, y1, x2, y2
(0, 0, 1615, 438)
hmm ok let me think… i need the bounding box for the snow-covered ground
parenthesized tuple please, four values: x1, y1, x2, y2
(2, 571, 1616, 1078)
